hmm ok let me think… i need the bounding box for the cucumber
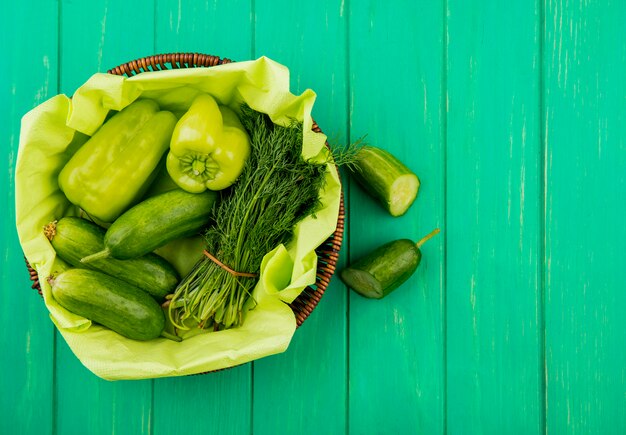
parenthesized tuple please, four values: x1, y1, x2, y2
(81, 188, 217, 262)
(341, 229, 439, 299)
(350, 146, 420, 217)
(50, 269, 165, 341)
(45, 217, 179, 300)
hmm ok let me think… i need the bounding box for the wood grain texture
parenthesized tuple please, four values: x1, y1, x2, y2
(55, 340, 152, 435)
(544, 0, 626, 433)
(348, 1, 445, 433)
(155, 0, 252, 61)
(54, 1, 156, 434)
(3, 0, 626, 433)
(252, 1, 349, 433)
(59, 0, 155, 96)
(446, 0, 543, 432)
(152, 2, 254, 435)
(153, 367, 252, 435)
(0, 2, 58, 435)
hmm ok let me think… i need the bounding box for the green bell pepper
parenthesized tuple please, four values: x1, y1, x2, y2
(58, 99, 177, 223)
(166, 94, 250, 193)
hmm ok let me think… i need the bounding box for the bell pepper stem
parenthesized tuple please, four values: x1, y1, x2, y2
(80, 248, 112, 264)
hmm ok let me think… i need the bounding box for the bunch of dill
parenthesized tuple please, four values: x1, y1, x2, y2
(167, 105, 330, 331)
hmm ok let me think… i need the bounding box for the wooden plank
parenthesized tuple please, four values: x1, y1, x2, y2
(445, 0, 543, 432)
(347, 1, 445, 433)
(0, 1, 58, 434)
(55, 340, 152, 434)
(251, 1, 349, 433)
(59, 0, 156, 95)
(544, 1, 626, 433)
(54, 1, 155, 434)
(154, 367, 252, 435)
(155, 0, 252, 61)
(152, 2, 254, 435)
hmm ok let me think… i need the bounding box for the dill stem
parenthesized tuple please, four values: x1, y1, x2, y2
(233, 167, 277, 268)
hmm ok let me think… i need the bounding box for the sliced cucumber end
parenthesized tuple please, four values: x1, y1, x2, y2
(388, 174, 420, 217)
(340, 267, 384, 299)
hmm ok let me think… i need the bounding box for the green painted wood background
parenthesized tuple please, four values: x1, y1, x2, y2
(1, 0, 624, 433)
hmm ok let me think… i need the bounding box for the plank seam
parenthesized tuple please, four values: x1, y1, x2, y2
(53, 0, 61, 433)
(345, 0, 352, 433)
(151, 2, 157, 433)
(153, 0, 157, 60)
(442, 0, 448, 432)
(539, 0, 548, 433)
(250, 0, 256, 433)
(150, 379, 155, 435)
(52, 332, 58, 435)
(250, 363, 255, 435)
(250, 0, 256, 58)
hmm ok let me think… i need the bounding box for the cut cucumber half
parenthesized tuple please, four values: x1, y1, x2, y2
(389, 173, 420, 217)
(350, 146, 420, 217)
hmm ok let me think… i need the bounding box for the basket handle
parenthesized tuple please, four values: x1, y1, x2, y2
(107, 52, 233, 77)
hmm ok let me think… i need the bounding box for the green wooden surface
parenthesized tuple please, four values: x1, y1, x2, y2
(1, 0, 58, 433)
(446, 1, 543, 432)
(2, 1, 625, 434)
(348, 1, 445, 433)
(544, 0, 626, 432)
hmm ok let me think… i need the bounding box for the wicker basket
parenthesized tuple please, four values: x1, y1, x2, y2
(26, 52, 345, 329)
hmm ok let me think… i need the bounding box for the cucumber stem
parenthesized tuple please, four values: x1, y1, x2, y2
(46, 275, 56, 286)
(416, 228, 440, 248)
(160, 331, 182, 342)
(80, 248, 111, 264)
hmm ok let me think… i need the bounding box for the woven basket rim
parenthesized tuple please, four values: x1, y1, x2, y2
(27, 52, 345, 335)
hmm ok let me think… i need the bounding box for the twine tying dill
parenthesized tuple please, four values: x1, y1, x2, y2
(202, 250, 258, 278)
